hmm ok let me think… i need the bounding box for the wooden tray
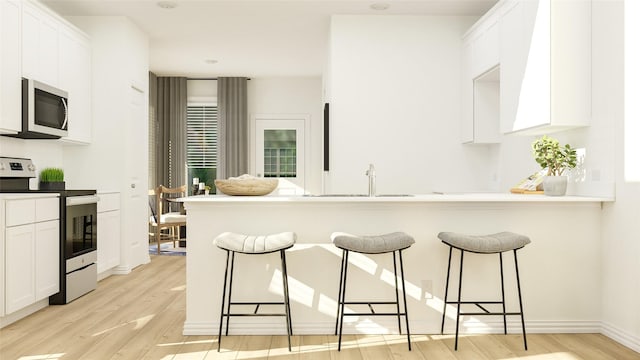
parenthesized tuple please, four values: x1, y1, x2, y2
(510, 188, 544, 195)
(215, 178, 278, 196)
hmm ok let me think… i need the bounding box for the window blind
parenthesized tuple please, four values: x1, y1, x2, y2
(187, 105, 218, 168)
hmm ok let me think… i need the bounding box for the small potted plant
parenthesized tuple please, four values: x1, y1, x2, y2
(532, 135, 577, 196)
(39, 167, 65, 191)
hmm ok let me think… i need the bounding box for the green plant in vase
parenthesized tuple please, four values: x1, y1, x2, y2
(39, 167, 65, 191)
(532, 135, 577, 196)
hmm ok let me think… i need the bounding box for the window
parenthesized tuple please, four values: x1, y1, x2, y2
(187, 103, 217, 191)
(263, 129, 297, 178)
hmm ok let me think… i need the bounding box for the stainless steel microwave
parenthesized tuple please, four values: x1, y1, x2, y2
(9, 79, 69, 139)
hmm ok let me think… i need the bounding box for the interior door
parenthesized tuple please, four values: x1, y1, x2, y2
(255, 118, 305, 193)
(126, 85, 149, 267)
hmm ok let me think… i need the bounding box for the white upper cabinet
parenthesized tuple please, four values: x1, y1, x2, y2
(59, 27, 92, 144)
(499, 0, 530, 134)
(461, 6, 501, 144)
(21, 0, 92, 144)
(460, 40, 474, 143)
(471, 17, 500, 79)
(0, 0, 22, 134)
(22, 1, 59, 87)
(500, 0, 591, 134)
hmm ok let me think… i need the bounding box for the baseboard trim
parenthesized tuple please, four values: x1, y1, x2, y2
(601, 321, 640, 353)
(111, 265, 131, 275)
(183, 319, 640, 354)
(183, 319, 602, 336)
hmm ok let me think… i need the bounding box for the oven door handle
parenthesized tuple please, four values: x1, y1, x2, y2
(66, 195, 100, 206)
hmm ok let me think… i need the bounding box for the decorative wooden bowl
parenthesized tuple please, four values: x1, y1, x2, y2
(214, 178, 278, 196)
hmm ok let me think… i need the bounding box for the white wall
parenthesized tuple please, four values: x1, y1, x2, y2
(248, 77, 323, 193)
(0, 138, 63, 189)
(599, 0, 640, 352)
(63, 16, 149, 191)
(326, 15, 494, 195)
(187, 79, 217, 102)
(63, 16, 150, 272)
(494, 1, 639, 351)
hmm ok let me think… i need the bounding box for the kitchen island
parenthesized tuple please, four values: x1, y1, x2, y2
(181, 193, 612, 336)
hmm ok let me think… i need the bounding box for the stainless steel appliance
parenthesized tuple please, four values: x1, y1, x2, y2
(3, 79, 68, 139)
(51, 190, 98, 304)
(0, 157, 97, 304)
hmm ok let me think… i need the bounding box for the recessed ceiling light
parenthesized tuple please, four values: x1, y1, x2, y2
(370, 2, 390, 11)
(157, 1, 177, 9)
(204, 59, 218, 65)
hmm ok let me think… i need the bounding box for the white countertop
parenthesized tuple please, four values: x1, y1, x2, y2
(0, 193, 60, 200)
(181, 193, 614, 203)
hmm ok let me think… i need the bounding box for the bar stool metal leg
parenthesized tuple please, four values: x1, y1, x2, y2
(217, 250, 231, 352)
(514, 250, 528, 350)
(281, 250, 293, 336)
(335, 249, 347, 335)
(280, 250, 292, 351)
(441, 246, 453, 334)
(499, 252, 507, 335)
(399, 249, 412, 351)
(454, 249, 464, 351)
(337, 250, 350, 351)
(225, 251, 236, 336)
(392, 251, 402, 334)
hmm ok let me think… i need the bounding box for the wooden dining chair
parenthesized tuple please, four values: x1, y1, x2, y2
(148, 185, 187, 254)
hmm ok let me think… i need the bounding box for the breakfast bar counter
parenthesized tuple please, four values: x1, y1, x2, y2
(181, 193, 612, 337)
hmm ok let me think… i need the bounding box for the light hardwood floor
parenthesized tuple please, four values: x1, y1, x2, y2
(1, 255, 638, 360)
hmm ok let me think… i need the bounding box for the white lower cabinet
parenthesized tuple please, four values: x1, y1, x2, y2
(5, 224, 36, 315)
(35, 220, 60, 300)
(2, 196, 59, 316)
(97, 192, 121, 276)
(97, 210, 120, 275)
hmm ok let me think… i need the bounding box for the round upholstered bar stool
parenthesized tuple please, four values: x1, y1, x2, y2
(213, 231, 296, 352)
(438, 231, 531, 351)
(332, 231, 415, 351)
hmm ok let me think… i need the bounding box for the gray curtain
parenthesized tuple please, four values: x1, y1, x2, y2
(217, 77, 248, 179)
(153, 76, 187, 188)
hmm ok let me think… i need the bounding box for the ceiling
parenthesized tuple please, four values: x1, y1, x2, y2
(42, 0, 497, 78)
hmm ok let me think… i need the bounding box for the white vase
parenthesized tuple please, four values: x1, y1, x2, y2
(543, 175, 568, 196)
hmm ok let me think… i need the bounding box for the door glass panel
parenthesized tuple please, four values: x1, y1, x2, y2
(263, 129, 296, 178)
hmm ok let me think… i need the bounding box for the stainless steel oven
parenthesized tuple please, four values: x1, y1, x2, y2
(59, 194, 99, 303)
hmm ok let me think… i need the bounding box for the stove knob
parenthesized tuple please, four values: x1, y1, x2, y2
(0, 163, 5, 171)
(27, 164, 36, 172)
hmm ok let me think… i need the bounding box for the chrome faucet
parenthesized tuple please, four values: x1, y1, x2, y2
(366, 164, 376, 197)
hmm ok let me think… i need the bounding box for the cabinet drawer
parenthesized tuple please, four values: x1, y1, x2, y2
(6, 199, 35, 227)
(97, 193, 120, 212)
(35, 198, 59, 222)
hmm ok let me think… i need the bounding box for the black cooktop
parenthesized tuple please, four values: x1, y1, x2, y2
(0, 189, 96, 196)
